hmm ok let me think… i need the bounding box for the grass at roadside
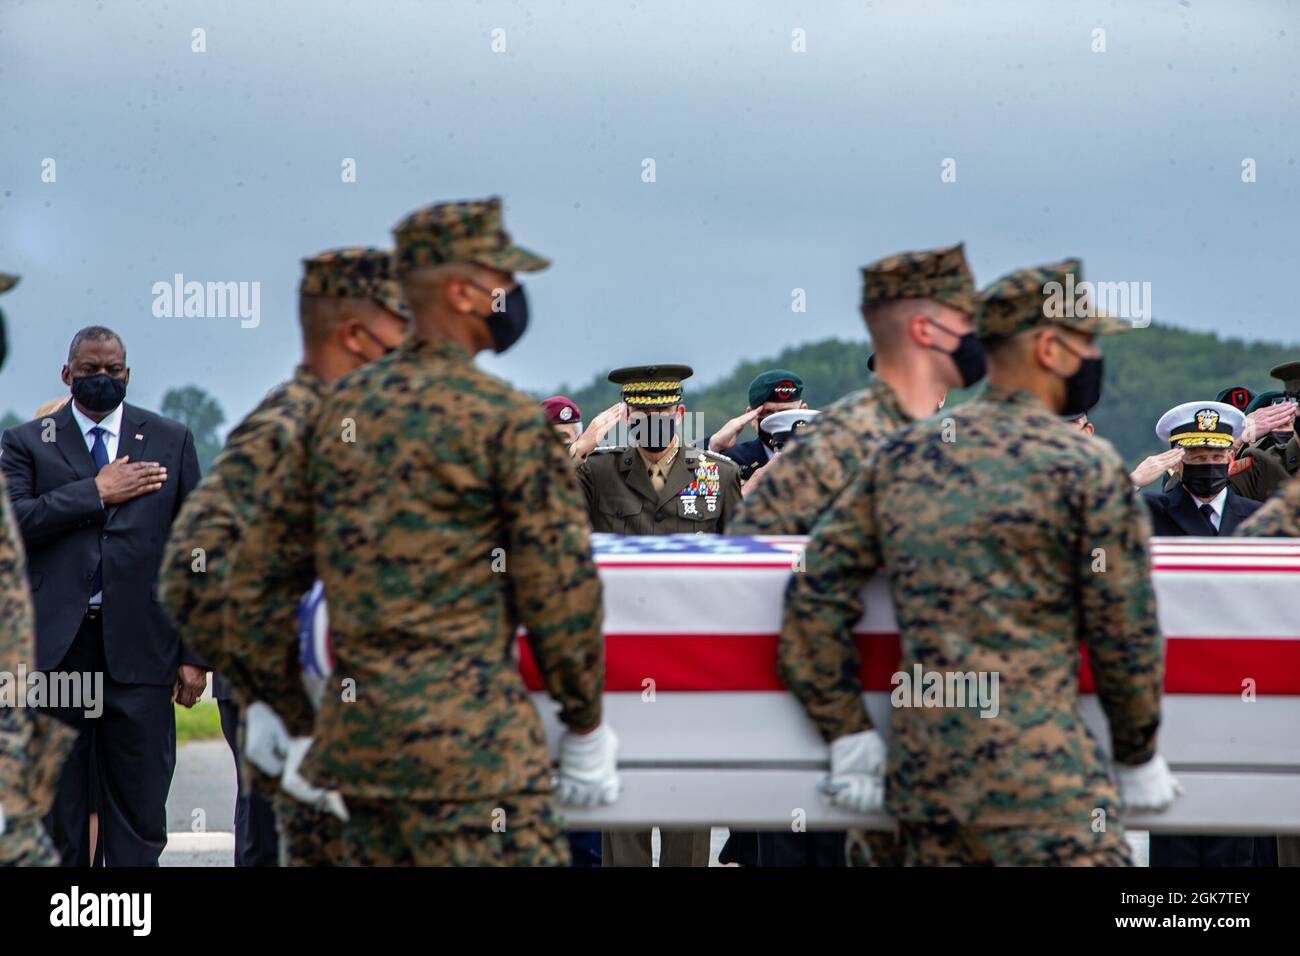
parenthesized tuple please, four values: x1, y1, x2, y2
(176, 698, 224, 744)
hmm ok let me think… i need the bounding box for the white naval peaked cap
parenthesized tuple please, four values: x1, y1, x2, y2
(760, 408, 820, 438)
(1155, 401, 1243, 448)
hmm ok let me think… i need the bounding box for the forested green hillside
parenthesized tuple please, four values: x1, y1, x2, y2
(544, 323, 1300, 468)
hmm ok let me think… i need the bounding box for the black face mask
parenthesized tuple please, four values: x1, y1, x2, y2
(1052, 336, 1105, 417)
(927, 318, 986, 388)
(629, 413, 677, 453)
(472, 282, 529, 354)
(71, 373, 127, 413)
(356, 325, 399, 359)
(1270, 430, 1294, 447)
(1182, 462, 1230, 499)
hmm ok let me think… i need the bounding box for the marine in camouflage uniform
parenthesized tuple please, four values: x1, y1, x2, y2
(730, 244, 977, 536)
(223, 198, 607, 866)
(158, 248, 410, 866)
(0, 273, 77, 867)
(1229, 365, 1300, 502)
(782, 260, 1164, 866)
(1239, 472, 1300, 537)
(1, 469, 77, 867)
(728, 246, 978, 867)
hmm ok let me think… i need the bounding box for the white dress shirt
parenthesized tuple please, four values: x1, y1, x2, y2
(70, 400, 123, 463)
(69, 401, 122, 605)
(1191, 486, 1228, 531)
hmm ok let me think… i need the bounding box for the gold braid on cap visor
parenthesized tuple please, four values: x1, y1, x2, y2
(1171, 435, 1234, 448)
(620, 380, 682, 406)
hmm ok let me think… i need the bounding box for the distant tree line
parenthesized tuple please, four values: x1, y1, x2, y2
(546, 322, 1300, 470)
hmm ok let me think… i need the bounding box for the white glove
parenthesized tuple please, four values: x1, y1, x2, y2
(819, 729, 886, 814)
(243, 701, 291, 777)
(281, 736, 350, 822)
(1116, 754, 1183, 812)
(556, 722, 621, 807)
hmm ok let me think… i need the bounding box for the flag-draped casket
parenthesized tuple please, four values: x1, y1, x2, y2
(521, 535, 1300, 832)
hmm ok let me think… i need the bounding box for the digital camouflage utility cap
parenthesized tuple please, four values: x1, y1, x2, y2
(392, 196, 550, 275)
(860, 243, 976, 314)
(976, 258, 1130, 340)
(300, 247, 410, 320)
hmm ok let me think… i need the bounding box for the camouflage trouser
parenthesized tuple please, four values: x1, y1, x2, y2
(899, 822, 1132, 867)
(846, 827, 905, 867)
(0, 821, 60, 867)
(338, 795, 569, 867)
(272, 793, 346, 867)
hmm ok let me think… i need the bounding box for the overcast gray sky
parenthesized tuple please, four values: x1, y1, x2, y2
(2, 0, 1297, 427)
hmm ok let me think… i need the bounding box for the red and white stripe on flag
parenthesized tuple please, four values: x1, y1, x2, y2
(518, 535, 1300, 696)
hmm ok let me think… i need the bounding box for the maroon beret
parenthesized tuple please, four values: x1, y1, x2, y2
(541, 395, 582, 425)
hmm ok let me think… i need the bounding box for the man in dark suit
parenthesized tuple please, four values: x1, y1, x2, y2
(1141, 400, 1275, 867)
(0, 326, 203, 866)
(707, 369, 808, 489)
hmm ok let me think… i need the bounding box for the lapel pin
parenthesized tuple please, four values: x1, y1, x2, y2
(134, 434, 144, 440)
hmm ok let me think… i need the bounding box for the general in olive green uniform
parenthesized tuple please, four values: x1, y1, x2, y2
(578, 366, 742, 536)
(1229, 364, 1300, 502)
(782, 261, 1167, 866)
(222, 199, 608, 866)
(577, 365, 738, 866)
(0, 273, 77, 867)
(730, 245, 976, 536)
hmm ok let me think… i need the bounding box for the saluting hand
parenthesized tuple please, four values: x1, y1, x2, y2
(569, 402, 624, 460)
(1243, 401, 1297, 448)
(94, 455, 168, 506)
(709, 407, 760, 452)
(1129, 448, 1183, 489)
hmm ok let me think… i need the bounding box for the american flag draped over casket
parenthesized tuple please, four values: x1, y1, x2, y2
(519, 535, 1300, 696)
(519, 535, 1300, 832)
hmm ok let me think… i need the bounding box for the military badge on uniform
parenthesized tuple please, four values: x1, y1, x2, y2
(689, 458, 721, 512)
(1195, 408, 1219, 432)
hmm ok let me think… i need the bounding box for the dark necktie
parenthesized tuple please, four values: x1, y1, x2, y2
(89, 427, 109, 596)
(1199, 502, 1219, 535)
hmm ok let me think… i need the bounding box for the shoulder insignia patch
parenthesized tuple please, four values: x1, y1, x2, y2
(1229, 457, 1253, 477)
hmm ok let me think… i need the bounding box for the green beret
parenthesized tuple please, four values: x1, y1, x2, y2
(1216, 385, 1254, 412)
(976, 259, 1131, 340)
(861, 243, 976, 314)
(300, 247, 410, 320)
(0, 273, 18, 295)
(392, 196, 549, 275)
(1246, 390, 1288, 413)
(748, 369, 803, 408)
